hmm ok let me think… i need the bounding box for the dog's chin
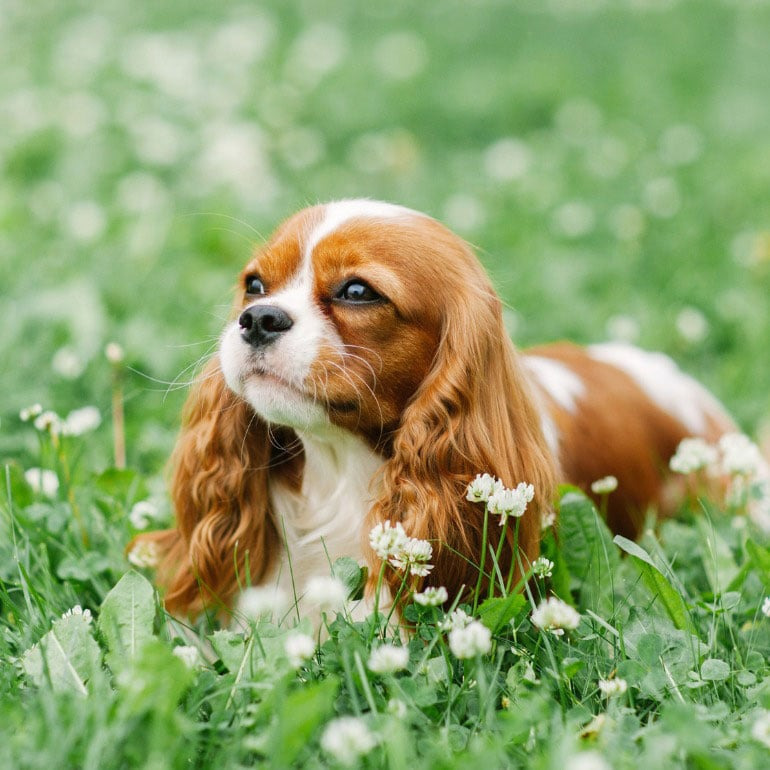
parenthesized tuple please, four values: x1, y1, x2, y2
(240, 376, 329, 431)
(219, 326, 330, 432)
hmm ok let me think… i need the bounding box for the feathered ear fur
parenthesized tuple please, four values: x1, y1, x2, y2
(367, 276, 557, 604)
(132, 357, 292, 617)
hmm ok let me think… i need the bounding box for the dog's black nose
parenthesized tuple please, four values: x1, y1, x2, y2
(239, 305, 294, 348)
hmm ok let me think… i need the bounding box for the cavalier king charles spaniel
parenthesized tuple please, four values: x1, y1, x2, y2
(136, 199, 736, 618)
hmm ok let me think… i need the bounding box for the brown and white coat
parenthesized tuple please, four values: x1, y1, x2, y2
(136, 199, 735, 618)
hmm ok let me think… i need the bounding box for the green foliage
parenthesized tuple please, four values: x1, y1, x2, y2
(478, 592, 526, 634)
(97, 569, 156, 670)
(4, 465, 770, 768)
(21, 611, 102, 695)
(558, 487, 620, 613)
(332, 556, 368, 602)
(270, 678, 339, 766)
(209, 628, 247, 674)
(614, 534, 697, 633)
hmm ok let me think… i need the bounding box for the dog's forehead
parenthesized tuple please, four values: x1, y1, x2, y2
(248, 199, 427, 282)
(302, 199, 422, 263)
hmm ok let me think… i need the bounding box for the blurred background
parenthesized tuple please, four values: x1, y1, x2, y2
(1, 0, 769, 474)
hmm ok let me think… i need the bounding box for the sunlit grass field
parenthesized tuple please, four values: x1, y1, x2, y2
(2, 0, 770, 767)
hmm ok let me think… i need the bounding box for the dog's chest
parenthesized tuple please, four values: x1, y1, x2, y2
(268, 432, 382, 603)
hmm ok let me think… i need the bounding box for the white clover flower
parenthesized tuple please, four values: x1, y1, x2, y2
(669, 437, 719, 474)
(541, 508, 557, 530)
(761, 597, 770, 618)
(590, 475, 618, 495)
(521, 660, 539, 684)
(530, 596, 581, 636)
(173, 645, 201, 669)
(598, 677, 628, 698)
(448, 620, 492, 659)
(387, 699, 407, 719)
(389, 537, 433, 577)
(129, 500, 159, 529)
(127, 540, 160, 569)
(34, 410, 64, 435)
(606, 313, 640, 342)
(715, 434, 770, 527)
(751, 709, 770, 748)
(725, 474, 749, 508)
(24, 468, 59, 497)
(19, 403, 43, 422)
(487, 482, 535, 523)
(719, 433, 764, 477)
(565, 750, 612, 770)
(413, 586, 449, 606)
(532, 556, 554, 578)
(675, 306, 709, 344)
(439, 608, 473, 632)
(466, 473, 501, 503)
(580, 713, 607, 738)
(238, 585, 288, 620)
(52, 347, 84, 379)
(284, 632, 316, 667)
(61, 605, 93, 624)
(105, 341, 125, 363)
(320, 717, 377, 766)
(62, 406, 101, 436)
(748, 484, 770, 533)
(367, 644, 409, 674)
(369, 520, 409, 559)
(305, 576, 348, 613)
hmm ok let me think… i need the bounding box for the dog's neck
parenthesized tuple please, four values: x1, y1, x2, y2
(266, 427, 383, 612)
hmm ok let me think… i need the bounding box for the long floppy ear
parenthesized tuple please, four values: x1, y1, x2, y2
(132, 356, 289, 617)
(368, 285, 557, 604)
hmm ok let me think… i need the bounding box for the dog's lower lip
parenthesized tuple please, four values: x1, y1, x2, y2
(246, 366, 306, 395)
(244, 366, 358, 413)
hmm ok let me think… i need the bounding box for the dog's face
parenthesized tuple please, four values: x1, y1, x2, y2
(220, 200, 489, 444)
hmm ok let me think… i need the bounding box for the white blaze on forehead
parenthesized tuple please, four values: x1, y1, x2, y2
(302, 198, 421, 264)
(587, 342, 731, 435)
(524, 355, 586, 414)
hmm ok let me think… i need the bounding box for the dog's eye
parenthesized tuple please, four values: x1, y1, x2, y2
(245, 275, 266, 295)
(335, 280, 382, 304)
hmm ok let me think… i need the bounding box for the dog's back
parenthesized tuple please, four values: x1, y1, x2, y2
(524, 341, 735, 537)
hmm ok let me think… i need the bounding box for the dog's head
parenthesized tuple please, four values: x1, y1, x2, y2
(221, 200, 502, 440)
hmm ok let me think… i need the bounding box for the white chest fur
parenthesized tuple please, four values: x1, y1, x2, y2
(265, 430, 383, 615)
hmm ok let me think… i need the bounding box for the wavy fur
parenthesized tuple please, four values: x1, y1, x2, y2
(366, 247, 557, 603)
(131, 357, 289, 615)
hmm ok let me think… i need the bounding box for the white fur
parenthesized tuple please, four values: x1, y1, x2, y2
(303, 199, 419, 263)
(539, 411, 561, 457)
(587, 342, 731, 434)
(260, 428, 383, 622)
(219, 253, 333, 431)
(523, 355, 586, 414)
(219, 314, 331, 431)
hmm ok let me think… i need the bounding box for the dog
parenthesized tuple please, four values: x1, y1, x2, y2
(136, 199, 737, 618)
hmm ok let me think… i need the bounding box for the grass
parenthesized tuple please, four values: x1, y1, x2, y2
(2, 432, 770, 768)
(2, 0, 770, 767)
